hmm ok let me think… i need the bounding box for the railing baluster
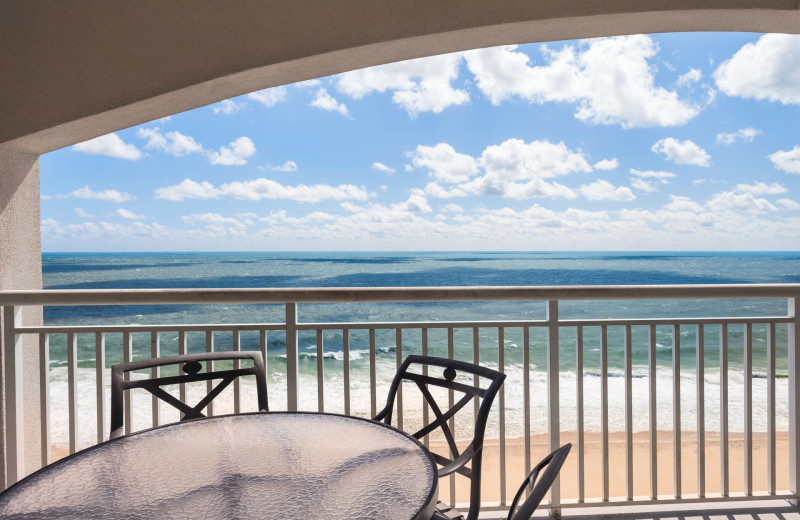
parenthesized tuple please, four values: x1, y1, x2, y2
(233, 330, 241, 415)
(673, 324, 681, 499)
(697, 324, 705, 498)
(576, 326, 584, 503)
(396, 328, 403, 429)
(317, 329, 325, 413)
(179, 331, 187, 419)
(95, 332, 105, 444)
(498, 326, 506, 504)
(40, 333, 51, 467)
(768, 322, 776, 495)
(151, 331, 160, 427)
(421, 327, 429, 450)
(523, 326, 531, 477)
(260, 330, 269, 405)
(343, 328, 350, 416)
(720, 324, 729, 497)
(286, 303, 298, 412)
(625, 325, 633, 501)
(448, 326, 455, 508)
(369, 328, 376, 417)
(205, 330, 214, 417)
(123, 331, 132, 436)
(601, 325, 609, 502)
(744, 323, 753, 496)
(2, 305, 24, 486)
(68, 332, 78, 454)
(789, 297, 800, 507)
(649, 325, 657, 500)
(547, 301, 560, 510)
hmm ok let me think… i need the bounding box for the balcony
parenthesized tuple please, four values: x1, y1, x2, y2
(2, 284, 799, 519)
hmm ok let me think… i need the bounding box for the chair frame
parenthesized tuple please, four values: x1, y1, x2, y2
(374, 355, 506, 520)
(507, 443, 572, 520)
(110, 351, 268, 439)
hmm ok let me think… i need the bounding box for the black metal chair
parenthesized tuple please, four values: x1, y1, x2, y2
(110, 351, 268, 439)
(374, 355, 506, 520)
(506, 443, 572, 520)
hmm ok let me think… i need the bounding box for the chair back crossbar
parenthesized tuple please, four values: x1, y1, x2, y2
(110, 351, 268, 439)
(375, 355, 505, 520)
(507, 443, 572, 520)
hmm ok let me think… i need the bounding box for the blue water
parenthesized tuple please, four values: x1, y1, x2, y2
(40, 251, 800, 438)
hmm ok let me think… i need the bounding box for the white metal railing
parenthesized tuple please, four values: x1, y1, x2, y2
(1, 284, 799, 515)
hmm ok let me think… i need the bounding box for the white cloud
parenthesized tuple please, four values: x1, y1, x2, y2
(464, 36, 699, 128)
(337, 53, 469, 117)
(64, 186, 133, 203)
(116, 208, 146, 220)
(768, 146, 800, 174)
(213, 99, 245, 115)
(372, 162, 396, 173)
(734, 182, 787, 195)
(630, 178, 658, 193)
(207, 137, 256, 166)
(778, 198, 800, 211)
(155, 177, 370, 203)
(137, 127, 204, 157)
(714, 34, 800, 105)
(666, 195, 704, 212)
(579, 180, 636, 201)
(72, 133, 142, 160)
(409, 143, 479, 184)
(393, 192, 432, 213)
(74, 208, 95, 219)
(182, 213, 247, 229)
(629, 168, 676, 179)
(716, 127, 762, 145)
(248, 86, 288, 107)
(651, 138, 710, 166)
(310, 88, 350, 117)
(441, 203, 463, 213)
(266, 161, 298, 172)
(594, 158, 619, 170)
(707, 191, 778, 214)
(676, 68, 702, 87)
(294, 79, 321, 89)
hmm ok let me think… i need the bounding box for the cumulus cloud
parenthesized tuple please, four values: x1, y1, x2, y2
(155, 177, 370, 203)
(714, 34, 800, 105)
(734, 182, 787, 195)
(707, 191, 778, 214)
(768, 146, 800, 174)
(248, 86, 288, 107)
(266, 161, 298, 172)
(72, 133, 142, 160)
(409, 143, 479, 184)
(372, 162, 396, 173)
(74, 208, 95, 219)
(778, 198, 800, 210)
(594, 158, 619, 170)
(207, 137, 256, 166)
(676, 68, 702, 87)
(579, 180, 636, 201)
(651, 138, 710, 166)
(716, 127, 762, 145)
(337, 53, 469, 117)
(310, 88, 350, 117)
(63, 186, 133, 203)
(464, 36, 699, 128)
(137, 127, 204, 157)
(213, 99, 245, 115)
(116, 208, 146, 220)
(629, 168, 676, 179)
(630, 177, 658, 193)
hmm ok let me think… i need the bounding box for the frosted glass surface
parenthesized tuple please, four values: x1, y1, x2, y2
(0, 413, 437, 519)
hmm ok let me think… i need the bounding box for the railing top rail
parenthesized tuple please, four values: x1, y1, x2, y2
(1, 284, 799, 306)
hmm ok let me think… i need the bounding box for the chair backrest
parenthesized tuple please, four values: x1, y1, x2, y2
(506, 443, 572, 520)
(110, 351, 268, 439)
(374, 355, 506, 520)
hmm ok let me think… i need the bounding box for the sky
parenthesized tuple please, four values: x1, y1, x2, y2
(41, 32, 800, 252)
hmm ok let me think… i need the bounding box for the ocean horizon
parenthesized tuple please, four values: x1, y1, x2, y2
(40, 250, 799, 447)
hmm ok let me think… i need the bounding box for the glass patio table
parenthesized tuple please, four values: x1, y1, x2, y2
(0, 412, 439, 520)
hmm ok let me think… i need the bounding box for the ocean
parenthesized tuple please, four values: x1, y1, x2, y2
(41, 251, 800, 447)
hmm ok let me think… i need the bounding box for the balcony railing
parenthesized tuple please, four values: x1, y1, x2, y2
(2, 284, 799, 516)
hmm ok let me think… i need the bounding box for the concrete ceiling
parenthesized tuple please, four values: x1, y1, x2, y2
(2, 0, 799, 155)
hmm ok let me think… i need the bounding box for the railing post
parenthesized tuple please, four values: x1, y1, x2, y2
(789, 297, 800, 506)
(2, 305, 25, 486)
(546, 300, 560, 517)
(286, 303, 299, 411)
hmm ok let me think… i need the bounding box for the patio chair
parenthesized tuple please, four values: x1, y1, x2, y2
(110, 351, 268, 439)
(374, 355, 506, 520)
(506, 443, 571, 520)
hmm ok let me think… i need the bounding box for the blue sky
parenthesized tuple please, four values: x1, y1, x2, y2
(41, 32, 800, 251)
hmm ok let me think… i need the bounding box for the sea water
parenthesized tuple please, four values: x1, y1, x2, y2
(41, 251, 800, 447)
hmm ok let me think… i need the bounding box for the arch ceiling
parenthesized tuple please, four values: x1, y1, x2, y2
(2, 0, 799, 155)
